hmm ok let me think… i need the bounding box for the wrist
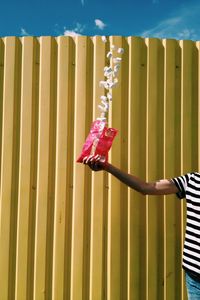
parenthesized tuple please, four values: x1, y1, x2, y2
(104, 162, 111, 171)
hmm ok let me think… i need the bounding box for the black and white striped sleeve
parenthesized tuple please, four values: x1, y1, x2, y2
(171, 174, 192, 199)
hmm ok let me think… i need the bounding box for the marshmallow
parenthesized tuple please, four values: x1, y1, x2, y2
(101, 100, 109, 110)
(97, 117, 107, 122)
(114, 64, 120, 72)
(104, 82, 110, 90)
(113, 57, 122, 63)
(99, 81, 110, 90)
(104, 66, 112, 73)
(100, 95, 107, 101)
(98, 104, 108, 112)
(108, 78, 118, 88)
(106, 51, 112, 59)
(100, 112, 106, 118)
(104, 66, 113, 77)
(101, 36, 107, 43)
(111, 45, 116, 50)
(99, 80, 107, 88)
(117, 47, 124, 54)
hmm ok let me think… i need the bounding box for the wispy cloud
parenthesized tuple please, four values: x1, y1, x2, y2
(81, 0, 84, 6)
(64, 22, 85, 36)
(64, 30, 81, 37)
(20, 28, 29, 36)
(140, 2, 200, 40)
(95, 19, 106, 30)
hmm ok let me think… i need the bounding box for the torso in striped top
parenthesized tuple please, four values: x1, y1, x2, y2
(172, 172, 200, 276)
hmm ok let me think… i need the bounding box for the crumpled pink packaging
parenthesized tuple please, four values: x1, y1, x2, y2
(77, 120, 118, 163)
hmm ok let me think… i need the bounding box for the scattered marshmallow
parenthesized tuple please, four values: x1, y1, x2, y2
(111, 45, 116, 50)
(99, 80, 107, 88)
(117, 48, 124, 54)
(104, 66, 113, 77)
(113, 57, 122, 63)
(98, 39, 124, 120)
(106, 51, 112, 59)
(100, 95, 107, 101)
(101, 36, 107, 43)
(101, 100, 109, 110)
(114, 64, 120, 72)
(109, 79, 118, 88)
(98, 104, 108, 112)
(97, 117, 107, 122)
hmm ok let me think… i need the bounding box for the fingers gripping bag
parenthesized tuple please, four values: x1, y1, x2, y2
(76, 120, 118, 163)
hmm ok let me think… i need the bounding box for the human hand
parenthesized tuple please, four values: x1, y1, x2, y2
(83, 154, 107, 171)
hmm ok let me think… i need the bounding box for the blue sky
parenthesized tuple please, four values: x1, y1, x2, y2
(0, 0, 200, 40)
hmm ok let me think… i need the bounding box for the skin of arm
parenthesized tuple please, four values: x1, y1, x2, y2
(105, 163, 178, 195)
(83, 155, 179, 196)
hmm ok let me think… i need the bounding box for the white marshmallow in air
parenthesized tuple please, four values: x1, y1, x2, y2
(101, 36, 107, 43)
(117, 47, 124, 54)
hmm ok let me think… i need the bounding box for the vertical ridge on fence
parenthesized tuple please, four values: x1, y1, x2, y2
(180, 40, 199, 300)
(127, 36, 147, 300)
(52, 36, 75, 300)
(0, 38, 4, 177)
(15, 36, 38, 300)
(71, 36, 93, 300)
(0, 37, 21, 300)
(146, 38, 165, 300)
(163, 38, 181, 300)
(107, 36, 125, 300)
(197, 41, 200, 172)
(27, 36, 39, 300)
(0, 36, 199, 300)
(89, 36, 106, 300)
(33, 36, 57, 300)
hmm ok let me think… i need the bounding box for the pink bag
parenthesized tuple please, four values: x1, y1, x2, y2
(77, 120, 118, 163)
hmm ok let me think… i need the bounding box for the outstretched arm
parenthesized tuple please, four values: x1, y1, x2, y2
(105, 163, 178, 195)
(83, 155, 178, 196)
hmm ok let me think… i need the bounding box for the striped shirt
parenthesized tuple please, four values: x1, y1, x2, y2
(171, 172, 200, 276)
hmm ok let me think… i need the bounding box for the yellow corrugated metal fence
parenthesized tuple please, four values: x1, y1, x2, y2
(0, 36, 199, 300)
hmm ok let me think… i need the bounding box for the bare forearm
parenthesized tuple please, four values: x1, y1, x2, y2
(105, 163, 147, 194)
(83, 155, 178, 196)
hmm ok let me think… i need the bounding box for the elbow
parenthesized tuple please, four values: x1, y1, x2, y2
(139, 183, 152, 195)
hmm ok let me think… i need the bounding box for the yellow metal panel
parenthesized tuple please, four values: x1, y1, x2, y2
(163, 39, 182, 300)
(52, 36, 75, 300)
(34, 36, 57, 300)
(71, 36, 93, 300)
(127, 36, 147, 300)
(89, 36, 106, 300)
(107, 36, 127, 300)
(197, 41, 200, 171)
(0, 37, 21, 300)
(145, 38, 165, 300)
(15, 37, 36, 300)
(180, 40, 198, 300)
(0, 38, 4, 174)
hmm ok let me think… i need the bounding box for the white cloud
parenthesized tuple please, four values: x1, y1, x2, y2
(74, 22, 85, 33)
(140, 2, 200, 41)
(20, 28, 29, 36)
(95, 19, 106, 30)
(64, 30, 81, 37)
(177, 29, 197, 40)
(63, 22, 85, 36)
